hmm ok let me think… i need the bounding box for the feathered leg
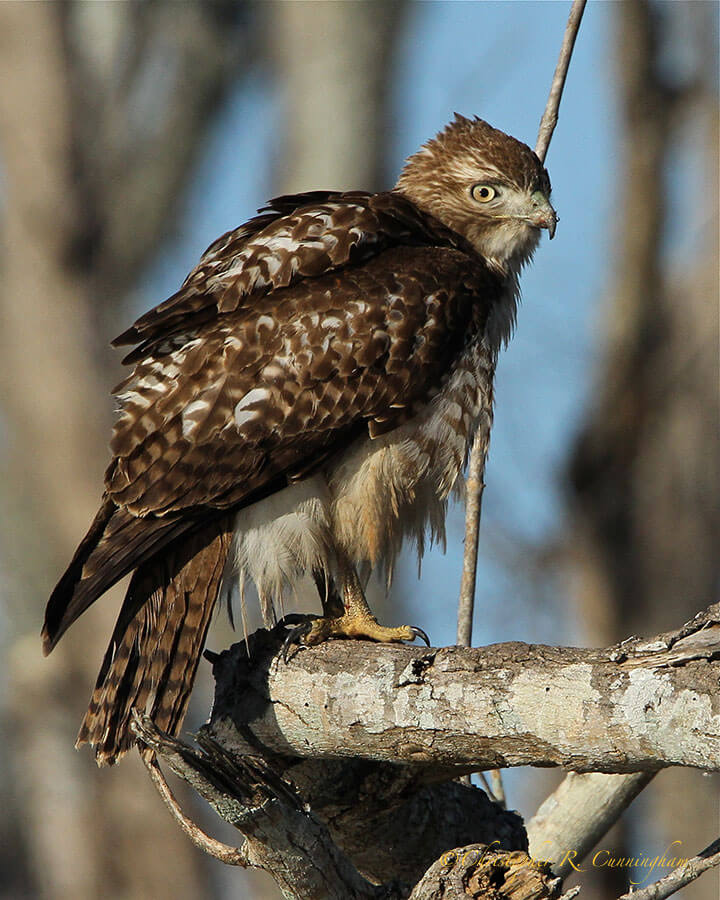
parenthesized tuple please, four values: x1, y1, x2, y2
(77, 517, 233, 766)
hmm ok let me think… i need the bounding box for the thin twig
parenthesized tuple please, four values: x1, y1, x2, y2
(457, 0, 587, 799)
(457, 0, 587, 647)
(616, 838, 720, 900)
(139, 748, 249, 867)
(535, 0, 588, 163)
(456, 448, 486, 647)
(456, 449, 485, 788)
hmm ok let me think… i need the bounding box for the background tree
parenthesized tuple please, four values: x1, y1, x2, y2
(0, 3, 253, 898)
(566, 3, 719, 898)
(0, 3, 402, 898)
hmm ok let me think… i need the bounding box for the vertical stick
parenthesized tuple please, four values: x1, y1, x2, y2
(456, 440, 487, 646)
(457, 0, 586, 648)
(535, 0, 588, 164)
(456, 0, 587, 796)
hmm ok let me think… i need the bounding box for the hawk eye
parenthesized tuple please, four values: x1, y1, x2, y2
(471, 184, 497, 203)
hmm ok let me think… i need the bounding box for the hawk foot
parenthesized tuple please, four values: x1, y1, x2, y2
(281, 613, 429, 662)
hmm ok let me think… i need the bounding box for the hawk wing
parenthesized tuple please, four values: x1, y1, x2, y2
(114, 190, 471, 360)
(44, 191, 498, 650)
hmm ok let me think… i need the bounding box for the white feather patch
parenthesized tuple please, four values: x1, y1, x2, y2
(230, 476, 334, 625)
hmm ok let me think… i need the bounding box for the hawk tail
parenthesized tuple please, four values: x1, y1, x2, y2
(76, 518, 233, 766)
(42, 498, 194, 656)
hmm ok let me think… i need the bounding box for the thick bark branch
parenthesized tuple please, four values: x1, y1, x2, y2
(132, 717, 387, 900)
(205, 604, 720, 777)
(187, 657, 528, 886)
(133, 719, 561, 900)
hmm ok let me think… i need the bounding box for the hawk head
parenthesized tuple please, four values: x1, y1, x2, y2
(395, 114, 556, 272)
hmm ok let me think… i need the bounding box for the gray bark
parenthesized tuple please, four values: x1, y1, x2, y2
(206, 605, 720, 776)
(527, 772, 655, 878)
(133, 718, 558, 900)
(131, 603, 718, 899)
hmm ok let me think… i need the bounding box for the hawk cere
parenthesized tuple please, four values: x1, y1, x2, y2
(42, 115, 556, 765)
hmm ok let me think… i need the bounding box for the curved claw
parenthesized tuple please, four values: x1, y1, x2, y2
(410, 626, 431, 647)
(281, 620, 312, 663)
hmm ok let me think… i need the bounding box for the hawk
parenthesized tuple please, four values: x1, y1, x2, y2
(42, 115, 555, 765)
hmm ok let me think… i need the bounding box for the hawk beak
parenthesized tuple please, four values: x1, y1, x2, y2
(529, 191, 557, 240)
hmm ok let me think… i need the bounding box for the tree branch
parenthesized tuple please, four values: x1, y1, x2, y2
(264, 757, 526, 886)
(535, 0, 587, 164)
(456, 433, 487, 647)
(205, 604, 720, 776)
(144, 604, 718, 896)
(616, 837, 720, 900)
(132, 715, 388, 900)
(200, 652, 528, 886)
(138, 746, 249, 867)
(527, 771, 656, 878)
(134, 717, 566, 899)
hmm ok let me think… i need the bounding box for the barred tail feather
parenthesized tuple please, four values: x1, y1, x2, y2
(77, 518, 233, 766)
(42, 498, 193, 656)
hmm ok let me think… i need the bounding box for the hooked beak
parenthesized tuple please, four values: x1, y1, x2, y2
(528, 190, 557, 240)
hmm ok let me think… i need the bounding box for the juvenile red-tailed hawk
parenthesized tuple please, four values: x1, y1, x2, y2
(42, 115, 555, 765)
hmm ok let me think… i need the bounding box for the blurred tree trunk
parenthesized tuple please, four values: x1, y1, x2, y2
(267, 0, 405, 193)
(566, 2, 719, 898)
(0, 3, 249, 897)
(0, 2, 408, 898)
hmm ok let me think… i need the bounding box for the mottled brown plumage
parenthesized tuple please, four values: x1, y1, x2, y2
(42, 115, 555, 764)
(77, 517, 233, 761)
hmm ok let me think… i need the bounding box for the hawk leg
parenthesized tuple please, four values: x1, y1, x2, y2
(283, 563, 429, 659)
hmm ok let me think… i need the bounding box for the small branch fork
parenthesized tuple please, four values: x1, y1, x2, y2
(135, 731, 248, 867)
(617, 838, 720, 900)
